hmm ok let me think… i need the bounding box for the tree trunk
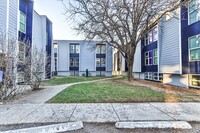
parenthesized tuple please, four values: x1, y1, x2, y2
(127, 57, 134, 81)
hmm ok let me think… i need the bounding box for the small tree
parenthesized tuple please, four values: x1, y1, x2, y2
(19, 42, 50, 90)
(0, 32, 18, 101)
(63, 0, 188, 80)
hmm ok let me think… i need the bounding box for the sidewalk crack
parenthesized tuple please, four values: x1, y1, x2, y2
(17, 104, 44, 124)
(111, 103, 121, 122)
(69, 103, 78, 122)
(149, 103, 176, 120)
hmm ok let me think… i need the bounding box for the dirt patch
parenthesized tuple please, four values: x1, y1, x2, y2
(114, 79, 200, 102)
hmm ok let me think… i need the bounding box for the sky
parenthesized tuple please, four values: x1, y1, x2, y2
(34, 0, 84, 40)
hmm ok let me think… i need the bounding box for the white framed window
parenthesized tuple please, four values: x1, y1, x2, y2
(153, 49, 158, 65)
(189, 0, 200, 25)
(96, 44, 106, 54)
(18, 42, 25, 62)
(96, 71, 105, 76)
(153, 73, 163, 81)
(17, 72, 25, 83)
(145, 51, 152, 66)
(144, 27, 158, 46)
(190, 75, 200, 87)
(189, 35, 200, 61)
(101, 58, 106, 67)
(70, 71, 79, 76)
(70, 57, 79, 67)
(20, 12, 26, 33)
(153, 73, 158, 81)
(96, 58, 106, 67)
(54, 43, 58, 53)
(70, 44, 80, 53)
(145, 72, 153, 80)
(96, 58, 101, 67)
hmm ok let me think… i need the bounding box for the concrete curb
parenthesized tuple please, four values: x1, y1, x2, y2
(0, 121, 83, 133)
(115, 121, 192, 129)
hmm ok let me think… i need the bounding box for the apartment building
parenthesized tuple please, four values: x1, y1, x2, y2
(0, 0, 53, 82)
(32, 11, 53, 79)
(53, 40, 113, 77)
(125, 0, 200, 89)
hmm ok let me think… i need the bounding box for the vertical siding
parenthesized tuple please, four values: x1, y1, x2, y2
(8, 0, 18, 38)
(0, 0, 8, 32)
(79, 41, 96, 71)
(159, 15, 181, 74)
(133, 41, 141, 72)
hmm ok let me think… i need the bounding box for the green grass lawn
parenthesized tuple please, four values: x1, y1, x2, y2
(48, 80, 169, 103)
(42, 76, 110, 85)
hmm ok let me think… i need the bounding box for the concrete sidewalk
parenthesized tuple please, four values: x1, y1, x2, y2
(1, 103, 200, 125)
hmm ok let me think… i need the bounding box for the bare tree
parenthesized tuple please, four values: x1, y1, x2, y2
(63, 0, 188, 80)
(0, 32, 18, 101)
(18, 42, 50, 90)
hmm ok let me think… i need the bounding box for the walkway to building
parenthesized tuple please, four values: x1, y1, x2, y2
(13, 77, 117, 104)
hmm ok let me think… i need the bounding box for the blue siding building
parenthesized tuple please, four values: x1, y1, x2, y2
(130, 0, 200, 89)
(0, 0, 53, 83)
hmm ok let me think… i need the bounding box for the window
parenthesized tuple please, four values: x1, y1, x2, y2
(18, 42, 25, 62)
(189, 0, 200, 25)
(54, 43, 58, 53)
(70, 44, 80, 53)
(145, 72, 152, 80)
(153, 73, 163, 81)
(101, 58, 106, 67)
(153, 49, 158, 65)
(144, 27, 158, 46)
(70, 71, 79, 76)
(96, 71, 105, 76)
(145, 52, 149, 65)
(191, 75, 200, 86)
(101, 45, 106, 54)
(189, 35, 200, 61)
(17, 72, 25, 83)
(96, 58, 106, 67)
(20, 12, 26, 33)
(70, 58, 79, 67)
(96, 44, 106, 54)
(145, 51, 152, 65)
(96, 58, 101, 67)
(75, 58, 79, 67)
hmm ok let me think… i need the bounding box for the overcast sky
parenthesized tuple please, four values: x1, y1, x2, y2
(34, 0, 84, 40)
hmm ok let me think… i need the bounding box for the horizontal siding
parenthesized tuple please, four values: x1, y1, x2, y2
(32, 11, 46, 79)
(32, 11, 44, 50)
(0, 0, 8, 32)
(159, 16, 181, 74)
(8, 0, 18, 38)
